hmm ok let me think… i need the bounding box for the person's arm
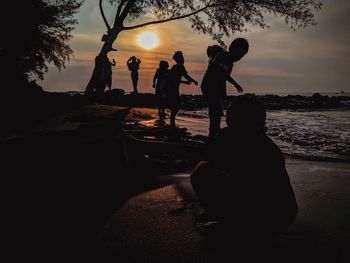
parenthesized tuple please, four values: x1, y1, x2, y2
(183, 74, 198, 86)
(227, 75, 243, 93)
(182, 66, 198, 85)
(180, 80, 192, 85)
(152, 69, 159, 88)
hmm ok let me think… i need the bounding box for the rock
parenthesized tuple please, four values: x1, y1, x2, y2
(109, 88, 125, 96)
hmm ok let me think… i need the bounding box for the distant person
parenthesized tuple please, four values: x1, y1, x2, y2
(153, 60, 170, 119)
(201, 38, 249, 139)
(105, 57, 116, 92)
(190, 94, 298, 240)
(127, 56, 141, 94)
(165, 51, 198, 127)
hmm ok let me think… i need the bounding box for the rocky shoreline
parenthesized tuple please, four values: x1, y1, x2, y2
(69, 90, 350, 110)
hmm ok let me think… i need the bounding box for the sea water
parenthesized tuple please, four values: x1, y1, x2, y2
(176, 108, 350, 163)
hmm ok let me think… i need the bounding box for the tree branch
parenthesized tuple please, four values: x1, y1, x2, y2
(122, 3, 221, 31)
(119, 0, 136, 23)
(116, 0, 127, 18)
(99, 0, 111, 31)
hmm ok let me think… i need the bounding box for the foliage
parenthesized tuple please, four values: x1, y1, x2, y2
(105, 0, 322, 46)
(0, 0, 82, 84)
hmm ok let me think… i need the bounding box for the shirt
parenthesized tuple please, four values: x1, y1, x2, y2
(201, 51, 233, 98)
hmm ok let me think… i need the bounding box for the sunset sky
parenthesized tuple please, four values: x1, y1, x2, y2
(41, 0, 350, 95)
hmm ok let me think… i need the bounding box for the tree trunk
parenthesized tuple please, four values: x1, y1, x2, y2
(84, 29, 121, 97)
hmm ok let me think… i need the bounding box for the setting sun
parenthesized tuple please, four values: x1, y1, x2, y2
(137, 31, 159, 50)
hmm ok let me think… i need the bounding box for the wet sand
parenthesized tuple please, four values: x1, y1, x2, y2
(96, 159, 350, 263)
(89, 106, 350, 262)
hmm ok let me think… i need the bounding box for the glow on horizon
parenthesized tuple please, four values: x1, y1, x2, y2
(137, 31, 159, 50)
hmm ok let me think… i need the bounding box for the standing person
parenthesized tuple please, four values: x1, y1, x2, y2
(206, 45, 226, 98)
(105, 57, 116, 92)
(201, 38, 249, 139)
(190, 94, 298, 244)
(152, 60, 169, 119)
(127, 56, 141, 94)
(207, 45, 224, 63)
(165, 51, 198, 127)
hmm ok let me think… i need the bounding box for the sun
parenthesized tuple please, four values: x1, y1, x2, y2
(137, 31, 159, 50)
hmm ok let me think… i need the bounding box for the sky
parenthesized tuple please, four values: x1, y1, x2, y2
(40, 0, 350, 95)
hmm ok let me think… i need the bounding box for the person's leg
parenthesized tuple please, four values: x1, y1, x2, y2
(170, 95, 180, 126)
(134, 72, 139, 93)
(135, 76, 138, 93)
(190, 161, 224, 214)
(208, 103, 222, 139)
(160, 96, 166, 116)
(156, 92, 163, 118)
(190, 162, 213, 203)
(131, 72, 138, 93)
(170, 107, 178, 126)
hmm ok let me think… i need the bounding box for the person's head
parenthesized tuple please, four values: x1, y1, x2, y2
(226, 94, 266, 133)
(130, 56, 136, 61)
(173, 51, 184, 65)
(159, 60, 169, 70)
(228, 38, 249, 62)
(207, 45, 224, 59)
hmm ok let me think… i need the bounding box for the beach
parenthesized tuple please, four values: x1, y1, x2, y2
(97, 159, 350, 263)
(2, 96, 349, 262)
(105, 105, 350, 262)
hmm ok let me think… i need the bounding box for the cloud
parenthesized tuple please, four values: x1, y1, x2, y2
(41, 0, 350, 94)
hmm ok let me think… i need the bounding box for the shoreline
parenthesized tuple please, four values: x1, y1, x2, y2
(92, 91, 350, 111)
(124, 106, 350, 164)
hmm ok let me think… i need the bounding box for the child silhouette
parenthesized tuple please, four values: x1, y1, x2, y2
(201, 38, 249, 139)
(153, 60, 170, 119)
(165, 51, 198, 127)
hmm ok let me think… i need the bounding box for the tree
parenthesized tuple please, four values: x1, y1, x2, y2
(85, 0, 322, 96)
(0, 0, 82, 94)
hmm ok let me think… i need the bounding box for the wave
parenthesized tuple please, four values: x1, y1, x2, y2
(177, 108, 350, 163)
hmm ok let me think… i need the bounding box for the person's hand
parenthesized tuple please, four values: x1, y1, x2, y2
(235, 84, 243, 93)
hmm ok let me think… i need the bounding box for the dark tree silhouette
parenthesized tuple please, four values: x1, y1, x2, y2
(0, 0, 82, 95)
(85, 0, 322, 96)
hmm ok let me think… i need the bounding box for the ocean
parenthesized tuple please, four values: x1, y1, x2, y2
(176, 108, 350, 163)
(72, 90, 350, 163)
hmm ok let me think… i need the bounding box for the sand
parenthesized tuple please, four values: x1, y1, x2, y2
(3, 104, 349, 262)
(94, 159, 350, 263)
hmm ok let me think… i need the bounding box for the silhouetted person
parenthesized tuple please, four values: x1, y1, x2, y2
(201, 38, 249, 139)
(153, 60, 170, 119)
(207, 45, 224, 63)
(190, 94, 298, 241)
(105, 57, 116, 92)
(165, 51, 198, 127)
(127, 56, 141, 94)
